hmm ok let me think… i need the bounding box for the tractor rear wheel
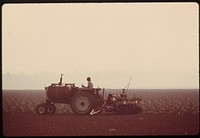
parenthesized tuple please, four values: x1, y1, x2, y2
(71, 92, 95, 115)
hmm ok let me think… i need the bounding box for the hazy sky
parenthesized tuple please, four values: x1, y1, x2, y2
(2, 3, 199, 89)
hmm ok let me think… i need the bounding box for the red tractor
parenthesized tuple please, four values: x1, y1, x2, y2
(36, 74, 142, 115)
(36, 74, 103, 115)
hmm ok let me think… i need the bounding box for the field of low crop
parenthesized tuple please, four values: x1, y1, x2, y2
(2, 89, 199, 136)
(2, 89, 199, 115)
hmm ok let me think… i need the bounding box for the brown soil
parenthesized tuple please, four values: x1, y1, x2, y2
(3, 112, 199, 136)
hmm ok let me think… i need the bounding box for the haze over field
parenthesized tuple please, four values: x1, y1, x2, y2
(2, 3, 199, 89)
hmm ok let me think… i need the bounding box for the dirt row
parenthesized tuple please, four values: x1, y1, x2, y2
(3, 112, 199, 136)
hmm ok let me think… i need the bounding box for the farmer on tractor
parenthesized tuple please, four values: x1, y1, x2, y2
(82, 77, 93, 88)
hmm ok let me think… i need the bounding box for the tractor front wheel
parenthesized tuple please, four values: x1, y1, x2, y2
(36, 103, 46, 115)
(46, 104, 56, 114)
(36, 103, 56, 115)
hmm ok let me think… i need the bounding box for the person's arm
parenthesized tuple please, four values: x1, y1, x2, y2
(82, 84, 86, 87)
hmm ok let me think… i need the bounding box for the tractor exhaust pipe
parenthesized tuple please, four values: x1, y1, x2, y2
(102, 88, 105, 100)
